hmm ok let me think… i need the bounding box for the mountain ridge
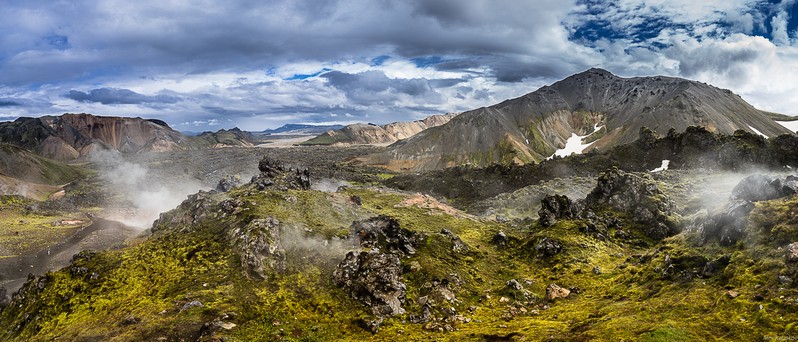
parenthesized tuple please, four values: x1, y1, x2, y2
(301, 113, 457, 146)
(0, 114, 256, 160)
(359, 68, 792, 171)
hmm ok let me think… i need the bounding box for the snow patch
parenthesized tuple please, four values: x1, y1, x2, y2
(650, 160, 670, 173)
(548, 125, 602, 159)
(776, 120, 798, 133)
(747, 125, 767, 138)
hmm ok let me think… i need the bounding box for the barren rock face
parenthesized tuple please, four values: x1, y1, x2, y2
(230, 217, 285, 279)
(333, 249, 406, 316)
(585, 168, 678, 239)
(0, 114, 187, 160)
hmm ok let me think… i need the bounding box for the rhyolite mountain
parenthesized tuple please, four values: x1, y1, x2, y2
(0, 113, 255, 161)
(301, 113, 457, 146)
(360, 68, 792, 171)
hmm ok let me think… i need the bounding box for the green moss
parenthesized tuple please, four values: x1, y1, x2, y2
(3, 183, 797, 341)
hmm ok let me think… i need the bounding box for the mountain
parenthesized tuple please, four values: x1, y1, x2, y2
(0, 143, 84, 200)
(258, 123, 345, 135)
(186, 127, 256, 148)
(0, 114, 188, 160)
(301, 113, 457, 146)
(0, 114, 257, 161)
(359, 68, 792, 171)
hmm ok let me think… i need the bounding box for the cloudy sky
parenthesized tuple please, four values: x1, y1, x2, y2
(1, 0, 797, 131)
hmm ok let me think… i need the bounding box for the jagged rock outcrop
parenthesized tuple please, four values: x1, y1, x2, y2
(152, 191, 218, 233)
(535, 168, 679, 240)
(251, 157, 311, 191)
(731, 174, 798, 202)
(350, 216, 422, 256)
(302, 113, 457, 146)
(333, 216, 424, 318)
(360, 68, 791, 171)
(333, 249, 406, 316)
(585, 168, 678, 239)
(538, 194, 580, 227)
(215, 175, 242, 192)
(691, 174, 798, 245)
(230, 217, 285, 279)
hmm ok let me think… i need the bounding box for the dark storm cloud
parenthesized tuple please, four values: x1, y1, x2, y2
(0, 99, 22, 107)
(321, 70, 443, 104)
(65, 88, 180, 105)
(2, 0, 798, 130)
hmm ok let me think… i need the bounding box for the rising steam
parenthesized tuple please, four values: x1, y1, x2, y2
(91, 150, 206, 229)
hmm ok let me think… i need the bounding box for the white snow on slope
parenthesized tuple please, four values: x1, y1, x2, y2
(548, 124, 602, 159)
(747, 125, 767, 138)
(650, 160, 670, 173)
(776, 120, 798, 133)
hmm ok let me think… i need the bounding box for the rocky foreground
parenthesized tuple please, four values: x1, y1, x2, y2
(1, 151, 797, 341)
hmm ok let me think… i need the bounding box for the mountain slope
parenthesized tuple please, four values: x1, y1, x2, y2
(0, 114, 258, 160)
(186, 127, 256, 148)
(0, 143, 85, 199)
(301, 113, 457, 146)
(0, 114, 189, 160)
(360, 68, 792, 171)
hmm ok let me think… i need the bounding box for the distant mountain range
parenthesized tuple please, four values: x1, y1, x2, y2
(301, 113, 457, 146)
(257, 124, 345, 136)
(359, 68, 793, 171)
(0, 114, 255, 161)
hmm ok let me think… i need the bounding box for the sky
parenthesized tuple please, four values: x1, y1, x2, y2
(1, 0, 797, 132)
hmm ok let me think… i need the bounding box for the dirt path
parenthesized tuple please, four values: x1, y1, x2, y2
(0, 218, 139, 295)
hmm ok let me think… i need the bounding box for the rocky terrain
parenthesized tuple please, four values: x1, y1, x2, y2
(360, 69, 791, 171)
(0, 70, 797, 341)
(0, 126, 797, 340)
(301, 113, 457, 146)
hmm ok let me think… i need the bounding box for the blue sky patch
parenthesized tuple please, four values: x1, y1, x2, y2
(411, 56, 444, 68)
(286, 68, 332, 80)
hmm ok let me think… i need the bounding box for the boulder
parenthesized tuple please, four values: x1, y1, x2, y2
(538, 194, 579, 227)
(545, 283, 570, 301)
(230, 217, 285, 279)
(731, 174, 783, 202)
(351, 216, 421, 256)
(787, 242, 798, 263)
(251, 157, 311, 191)
(535, 237, 563, 258)
(333, 249, 406, 316)
(440, 228, 469, 253)
(491, 231, 509, 246)
(215, 175, 242, 192)
(180, 300, 203, 312)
